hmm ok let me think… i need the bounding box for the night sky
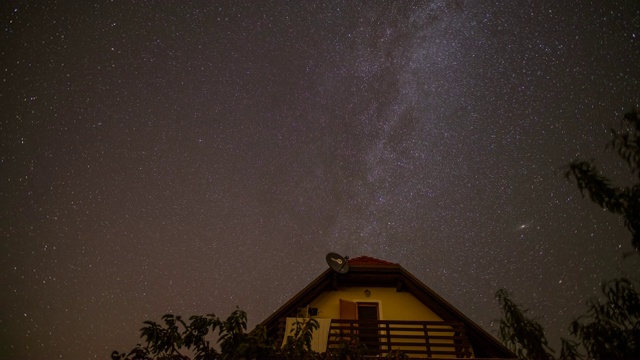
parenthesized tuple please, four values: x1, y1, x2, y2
(2, 1, 640, 359)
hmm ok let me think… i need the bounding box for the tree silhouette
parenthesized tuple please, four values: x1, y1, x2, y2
(495, 289, 553, 360)
(111, 309, 324, 360)
(569, 278, 640, 358)
(496, 278, 640, 359)
(566, 109, 640, 251)
(496, 109, 640, 359)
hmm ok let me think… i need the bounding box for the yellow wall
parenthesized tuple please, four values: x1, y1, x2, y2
(306, 286, 473, 358)
(309, 286, 443, 321)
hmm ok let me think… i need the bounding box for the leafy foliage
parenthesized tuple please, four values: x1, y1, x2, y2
(136, 314, 190, 359)
(183, 314, 219, 360)
(611, 110, 640, 175)
(565, 109, 640, 250)
(497, 279, 640, 360)
(112, 312, 219, 360)
(217, 308, 248, 359)
(233, 324, 276, 360)
(384, 349, 409, 359)
(496, 110, 640, 359)
(569, 278, 640, 358)
(280, 318, 321, 359)
(495, 289, 554, 360)
(326, 335, 367, 360)
(112, 310, 320, 360)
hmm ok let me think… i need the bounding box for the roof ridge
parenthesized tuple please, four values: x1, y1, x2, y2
(348, 256, 398, 266)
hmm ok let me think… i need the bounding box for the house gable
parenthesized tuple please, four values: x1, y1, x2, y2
(260, 256, 515, 359)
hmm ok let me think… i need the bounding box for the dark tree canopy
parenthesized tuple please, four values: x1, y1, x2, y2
(495, 289, 554, 360)
(496, 278, 640, 359)
(497, 109, 640, 360)
(111, 309, 278, 360)
(566, 109, 640, 251)
(111, 308, 373, 360)
(570, 278, 640, 359)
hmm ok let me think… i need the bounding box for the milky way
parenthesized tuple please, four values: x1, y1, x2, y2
(2, 1, 639, 359)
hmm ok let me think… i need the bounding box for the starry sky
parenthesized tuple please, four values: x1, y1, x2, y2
(2, 1, 640, 359)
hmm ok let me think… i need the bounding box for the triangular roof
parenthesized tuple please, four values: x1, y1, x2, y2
(260, 256, 514, 359)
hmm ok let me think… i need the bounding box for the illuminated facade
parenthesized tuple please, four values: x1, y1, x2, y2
(260, 256, 515, 359)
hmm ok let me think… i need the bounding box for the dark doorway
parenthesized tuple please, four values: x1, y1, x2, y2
(357, 303, 379, 355)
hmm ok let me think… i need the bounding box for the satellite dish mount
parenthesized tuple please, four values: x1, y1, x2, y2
(326, 252, 350, 274)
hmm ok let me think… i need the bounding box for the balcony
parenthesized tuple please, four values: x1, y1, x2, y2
(279, 319, 474, 358)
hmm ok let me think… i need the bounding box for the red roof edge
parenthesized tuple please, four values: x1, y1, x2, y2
(348, 256, 398, 266)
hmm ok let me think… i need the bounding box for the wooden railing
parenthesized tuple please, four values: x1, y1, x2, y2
(327, 319, 473, 358)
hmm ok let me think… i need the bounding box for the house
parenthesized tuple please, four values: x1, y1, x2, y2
(260, 256, 515, 359)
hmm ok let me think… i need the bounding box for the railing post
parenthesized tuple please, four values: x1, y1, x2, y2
(350, 320, 356, 342)
(423, 323, 431, 358)
(385, 322, 391, 354)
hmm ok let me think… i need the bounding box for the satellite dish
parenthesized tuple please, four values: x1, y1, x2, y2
(326, 252, 350, 274)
